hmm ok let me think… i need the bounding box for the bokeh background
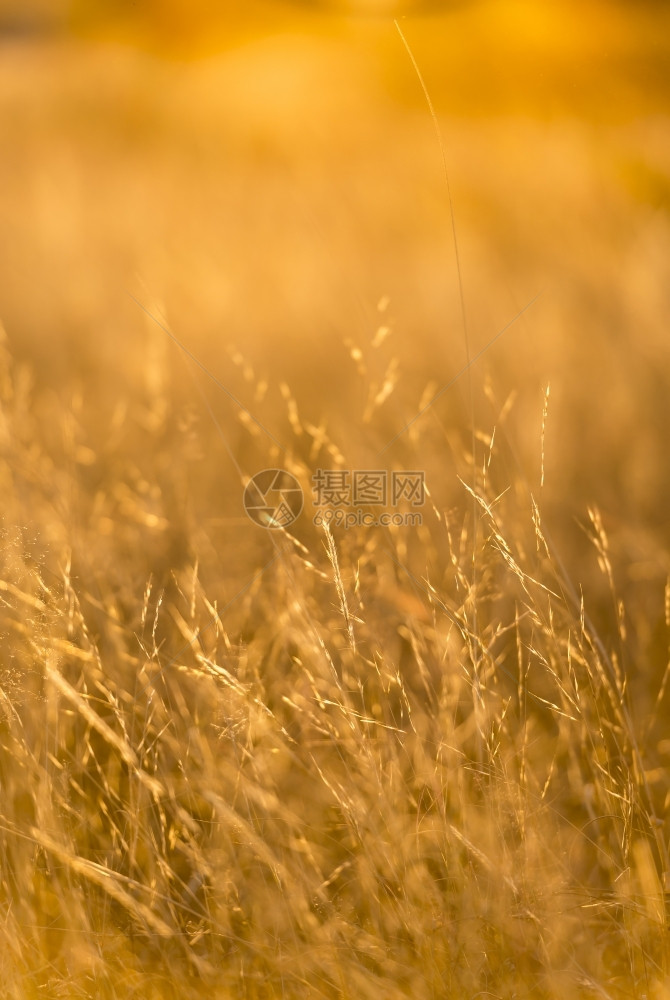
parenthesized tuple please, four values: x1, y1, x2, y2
(1, 0, 669, 629)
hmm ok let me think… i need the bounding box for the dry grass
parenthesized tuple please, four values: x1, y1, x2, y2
(1, 5, 670, 998)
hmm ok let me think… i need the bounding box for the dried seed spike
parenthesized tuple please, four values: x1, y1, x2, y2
(323, 523, 356, 655)
(541, 382, 551, 488)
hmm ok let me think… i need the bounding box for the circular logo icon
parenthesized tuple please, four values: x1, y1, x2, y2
(243, 469, 303, 529)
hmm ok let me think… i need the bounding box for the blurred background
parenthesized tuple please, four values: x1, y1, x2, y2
(0, 0, 669, 640)
(2, 8, 670, 993)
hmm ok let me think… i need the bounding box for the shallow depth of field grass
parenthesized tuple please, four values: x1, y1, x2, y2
(1, 2, 670, 997)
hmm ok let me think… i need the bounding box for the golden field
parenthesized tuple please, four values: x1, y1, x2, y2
(0, 1, 669, 996)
